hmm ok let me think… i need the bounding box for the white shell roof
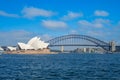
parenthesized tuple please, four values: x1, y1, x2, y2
(18, 42, 34, 50)
(18, 36, 49, 50)
(0, 47, 3, 51)
(7, 46, 16, 51)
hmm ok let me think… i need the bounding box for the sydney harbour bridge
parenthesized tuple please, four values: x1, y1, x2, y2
(46, 34, 119, 52)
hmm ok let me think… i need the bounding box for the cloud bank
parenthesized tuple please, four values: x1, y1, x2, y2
(0, 10, 20, 18)
(0, 30, 34, 46)
(42, 20, 67, 29)
(94, 10, 109, 17)
(78, 18, 110, 28)
(21, 7, 55, 18)
(62, 11, 83, 20)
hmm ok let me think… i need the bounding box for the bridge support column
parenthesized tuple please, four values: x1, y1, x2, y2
(109, 41, 116, 52)
(61, 46, 64, 52)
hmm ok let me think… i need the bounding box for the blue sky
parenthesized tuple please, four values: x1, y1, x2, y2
(0, 0, 120, 45)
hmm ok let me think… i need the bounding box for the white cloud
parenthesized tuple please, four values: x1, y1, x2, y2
(40, 34, 52, 41)
(87, 31, 104, 37)
(0, 30, 34, 46)
(78, 18, 110, 28)
(0, 30, 54, 46)
(22, 7, 55, 18)
(41, 20, 67, 29)
(78, 20, 92, 27)
(62, 11, 83, 20)
(0, 10, 20, 18)
(77, 19, 120, 43)
(94, 10, 109, 16)
(78, 20, 103, 28)
(94, 18, 110, 24)
(70, 30, 78, 34)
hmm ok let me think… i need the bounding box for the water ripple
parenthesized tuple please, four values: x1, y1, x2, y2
(0, 53, 120, 80)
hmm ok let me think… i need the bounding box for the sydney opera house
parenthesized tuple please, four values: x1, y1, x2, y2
(0, 47, 3, 51)
(6, 37, 51, 54)
(18, 37, 49, 50)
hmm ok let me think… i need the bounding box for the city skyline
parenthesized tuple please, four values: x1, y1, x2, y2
(0, 0, 120, 46)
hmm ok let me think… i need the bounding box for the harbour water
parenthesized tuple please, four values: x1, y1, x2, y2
(0, 53, 120, 80)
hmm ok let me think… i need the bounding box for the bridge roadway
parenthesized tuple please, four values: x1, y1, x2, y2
(49, 44, 110, 47)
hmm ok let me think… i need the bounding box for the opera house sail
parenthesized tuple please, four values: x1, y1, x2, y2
(18, 43, 34, 50)
(7, 46, 16, 51)
(17, 36, 49, 50)
(6, 36, 51, 54)
(0, 47, 3, 51)
(27, 37, 49, 50)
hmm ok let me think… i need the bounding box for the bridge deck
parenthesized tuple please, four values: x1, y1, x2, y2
(49, 44, 110, 47)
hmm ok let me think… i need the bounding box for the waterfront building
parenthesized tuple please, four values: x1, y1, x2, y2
(17, 37, 49, 50)
(18, 43, 34, 50)
(7, 46, 16, 51)
(73, 47, 104, 53)
(0, 47, 3, 51)
(5, 36, 51, 54)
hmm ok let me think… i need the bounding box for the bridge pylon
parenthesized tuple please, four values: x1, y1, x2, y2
(61, 46, 64, 52)
(109, 41, 116, 52)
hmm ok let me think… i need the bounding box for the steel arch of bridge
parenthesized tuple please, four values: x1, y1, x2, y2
(47, 34, 110, 51)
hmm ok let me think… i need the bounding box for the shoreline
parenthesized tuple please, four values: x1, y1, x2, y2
(4, 49, 58, 54)
(3, 52, 58, 55)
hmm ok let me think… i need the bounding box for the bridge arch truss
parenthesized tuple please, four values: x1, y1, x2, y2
(47, 34, 110, 51)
